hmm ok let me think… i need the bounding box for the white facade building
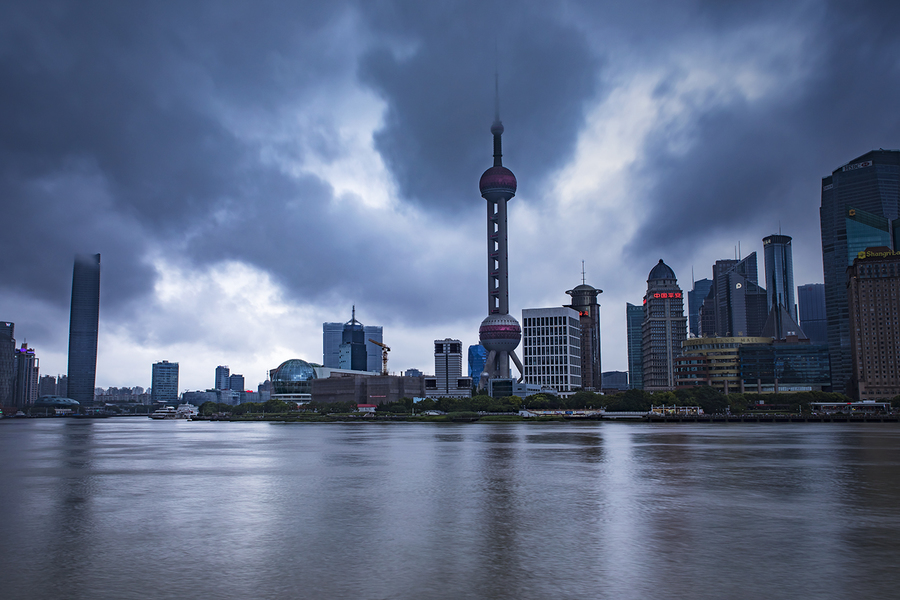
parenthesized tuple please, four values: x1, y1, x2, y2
(522, 307, 582, 394)
(426, 338, 471, 398)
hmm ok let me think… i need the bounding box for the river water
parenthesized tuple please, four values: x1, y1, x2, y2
(1, 419, 899, 599)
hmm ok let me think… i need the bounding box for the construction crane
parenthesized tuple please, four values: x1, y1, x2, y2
(368, 338, 391, 376)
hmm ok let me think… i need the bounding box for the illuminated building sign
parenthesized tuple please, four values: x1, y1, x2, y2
(842, 160, 873, 172)
(857, 248, 900, 260)
(650, 292, 682, 299)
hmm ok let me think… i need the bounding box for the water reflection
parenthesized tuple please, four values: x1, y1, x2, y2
(1, 420, 900, 599)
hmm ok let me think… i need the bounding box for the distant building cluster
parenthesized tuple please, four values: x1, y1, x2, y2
(5, 119, 899, 414)
(624, 149, 900, 402)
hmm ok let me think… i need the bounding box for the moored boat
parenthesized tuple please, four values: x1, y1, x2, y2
(149, 406, 178, 420)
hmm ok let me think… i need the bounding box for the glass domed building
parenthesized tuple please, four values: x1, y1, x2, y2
(270, 359, 317, 397)
(31, 395, 80, 415)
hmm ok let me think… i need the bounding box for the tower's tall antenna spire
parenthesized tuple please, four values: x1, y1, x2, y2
(491, 70, 504, 167)
(582, 260, 586, 285)
(494, 71, 500, 124)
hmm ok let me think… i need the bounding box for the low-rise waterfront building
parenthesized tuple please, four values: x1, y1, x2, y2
(675, 337, 770, 394)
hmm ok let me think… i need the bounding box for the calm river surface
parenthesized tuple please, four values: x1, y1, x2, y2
(2, 419, 899, 599)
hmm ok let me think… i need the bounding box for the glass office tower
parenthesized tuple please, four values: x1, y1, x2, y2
(798, 283, 827, 346)
(820, 150, 900, 394)
(626, 303, 644, 389)
(762, 234, 796, 321)
(66, 254, 100, 406)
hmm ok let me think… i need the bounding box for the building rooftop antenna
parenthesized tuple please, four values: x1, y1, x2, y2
(582, 260, 586, 285)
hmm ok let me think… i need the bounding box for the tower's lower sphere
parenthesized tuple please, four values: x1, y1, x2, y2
(479, 314, 521, 353)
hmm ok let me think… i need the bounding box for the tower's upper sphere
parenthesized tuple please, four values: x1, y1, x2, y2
(478, 313, 521, 352)
(479, 166, 517, 197)
(490, 120, 504, 136)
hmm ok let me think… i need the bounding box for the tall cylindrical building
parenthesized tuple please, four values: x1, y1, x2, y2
(762, 234, 796, 321)
(565, 283, 602, 391)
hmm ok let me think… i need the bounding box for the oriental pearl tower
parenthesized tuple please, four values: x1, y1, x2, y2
(478, 84, 524, 388)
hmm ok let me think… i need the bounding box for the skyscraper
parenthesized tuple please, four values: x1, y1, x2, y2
(700, 253, 768, 338)
(847, 248, 900, 400)
(433, 339, 463, 395)
(324, 310, 383, 371)
(39, 375, 58, 397)
(215, 365, 230, 390)
(820, 150, 900, 394)
(565, 281, 602, 391)
(641, 260, 687, 391)
(763, 234, 797, 320)
(468, 344, 487, 380)
(364, 326, 383, 373)
(0, 322, 15, 406)
(761, 234, 806, 341)
(322, 322, 343, 368)
(67, 254, 100, 406)
(477, 89, 523, 386)
(339, 307, 368, 371)
(522, 306, 582, 393)
(13, 343, 39, 409)
(798, 283, 828, 345)
(228, 374, 245, 391)
(626, 303, 644, 389)
(151, 361, 179, 403)
(687, 278, 712, 337)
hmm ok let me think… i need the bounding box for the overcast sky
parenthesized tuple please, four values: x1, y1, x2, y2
(2, 0, 899, 392)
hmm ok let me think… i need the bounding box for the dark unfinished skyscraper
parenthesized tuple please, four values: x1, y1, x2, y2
(820, 150, 900, 394)
(67, 254, 100, 406)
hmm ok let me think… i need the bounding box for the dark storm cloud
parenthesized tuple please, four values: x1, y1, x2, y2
(4, 0, 899, 349)
(624, 0, 900, 263)
(0, 0, 356, 314)
(358, 0, 601, 211)
(0, 0, 601, 333)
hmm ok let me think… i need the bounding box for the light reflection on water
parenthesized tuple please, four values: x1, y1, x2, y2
(1, 420, 899, 599)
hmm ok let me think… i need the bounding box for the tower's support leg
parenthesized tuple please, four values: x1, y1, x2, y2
(509, 350, 524, 383)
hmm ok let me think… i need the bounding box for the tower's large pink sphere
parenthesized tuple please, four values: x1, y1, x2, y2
(479, 314, 521, 353)
(479, 166, 517, 197)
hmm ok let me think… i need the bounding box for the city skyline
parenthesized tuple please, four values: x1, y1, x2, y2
(1, 2, 898, 392)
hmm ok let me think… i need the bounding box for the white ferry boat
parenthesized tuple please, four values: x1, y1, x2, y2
(149, 406, 178, 420)
(176, 404, 199, 420)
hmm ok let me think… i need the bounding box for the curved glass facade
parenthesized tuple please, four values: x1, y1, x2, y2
(271, 359, 317, 395)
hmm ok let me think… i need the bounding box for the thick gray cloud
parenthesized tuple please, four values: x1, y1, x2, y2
(624, 0, 900, 264)
(1, 0, 899, 383)
(358, 0, 600, 210)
